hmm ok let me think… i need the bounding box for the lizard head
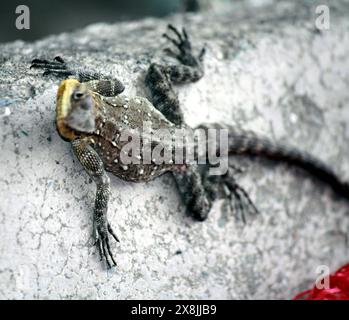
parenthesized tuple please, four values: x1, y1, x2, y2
(56, 79, 97, 140)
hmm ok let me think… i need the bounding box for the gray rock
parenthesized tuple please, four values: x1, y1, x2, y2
(1, 0, 349, 299)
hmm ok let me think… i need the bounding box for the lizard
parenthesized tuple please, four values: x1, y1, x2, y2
(30, 24, 349, 269)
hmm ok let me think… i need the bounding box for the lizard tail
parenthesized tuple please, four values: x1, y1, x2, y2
(196, 123, 349, 199)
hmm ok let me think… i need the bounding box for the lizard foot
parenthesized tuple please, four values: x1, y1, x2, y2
(94, 219, 119, 269)
(163, 24, 206, 66)
(30, 56, 74, 77)
(203, 167, 259, 223)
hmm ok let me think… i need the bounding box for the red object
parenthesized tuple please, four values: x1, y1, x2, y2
(293, 263, 349, 300)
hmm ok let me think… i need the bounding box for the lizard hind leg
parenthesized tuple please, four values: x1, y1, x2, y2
(173, 165, 213, 222)
(203, 166, 259, 223)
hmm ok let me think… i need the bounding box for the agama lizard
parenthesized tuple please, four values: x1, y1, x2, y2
(30, 25, 349, 268)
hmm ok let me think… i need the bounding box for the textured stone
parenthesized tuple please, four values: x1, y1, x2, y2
(0, 1, 349, 299)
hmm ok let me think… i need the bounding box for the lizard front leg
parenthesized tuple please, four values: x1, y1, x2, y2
(145, 24, 205, 126)
(30, 56, 125, 97)
(71, 138, 119, 268)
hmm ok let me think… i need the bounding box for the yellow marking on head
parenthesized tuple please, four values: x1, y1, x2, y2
(56, 78, 80, 119)
(56, 78, 81, 141)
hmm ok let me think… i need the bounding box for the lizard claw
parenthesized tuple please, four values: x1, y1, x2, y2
(163, 24, 191, 53)
(108, 223, 120, 243)
(198, 45, 206, 62)
(163, 24, 204, 66)
(54, 56, 65, 63)
(94, 220, 119, 269)
(225, 181, 259, 223)
(30, 57, 65, 69)
(30, 56, 72, 77)
(203, 167, 259, 223)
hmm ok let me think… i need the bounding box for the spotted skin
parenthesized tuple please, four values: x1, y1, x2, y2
(90, 93, 182, 182)
(31, 25, 349, 269)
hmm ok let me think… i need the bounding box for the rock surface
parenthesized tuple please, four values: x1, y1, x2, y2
(1, 1, 349, 299)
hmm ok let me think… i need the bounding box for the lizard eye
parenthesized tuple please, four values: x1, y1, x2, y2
(72, 91, 85, 101)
